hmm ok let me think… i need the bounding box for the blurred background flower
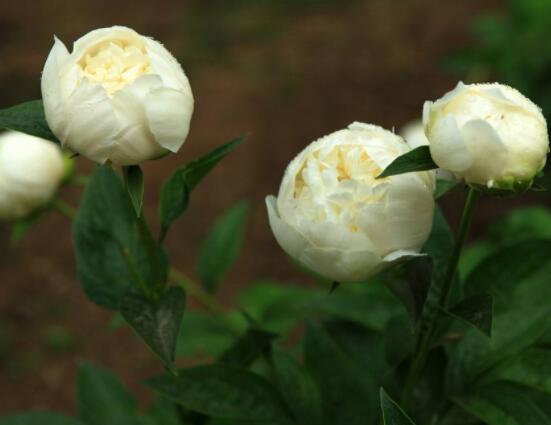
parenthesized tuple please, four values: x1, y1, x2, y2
(2, 0, 549, 415)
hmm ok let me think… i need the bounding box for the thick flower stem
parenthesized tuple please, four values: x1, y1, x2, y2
(52, 198, 77, 219)
(400, 186, 479, 410)
(169, 268, 241, 335)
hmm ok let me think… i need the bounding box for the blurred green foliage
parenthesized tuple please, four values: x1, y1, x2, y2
(447, 0, 551, 119)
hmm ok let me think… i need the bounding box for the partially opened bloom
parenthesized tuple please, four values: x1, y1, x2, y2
(423, 82, 549, 191)
(266, 123, 435, 283)
(0, 131, 65, 220)
(41, 26, 194, 165)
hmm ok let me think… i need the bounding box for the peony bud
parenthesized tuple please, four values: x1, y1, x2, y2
(0, 131, 65, 220)
(400, 120, 454, 182)
(41, 26, 194, 166)
(266, 123, 435, 283)
(423, 82, 549, 192)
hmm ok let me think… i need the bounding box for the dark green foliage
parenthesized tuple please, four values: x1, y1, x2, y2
(74, 166, 150, 309)
(380, 389, 416, 425)
(378, 146, 437, 178)
(146, 364, 292, 423)
(0, 100, 59, 143)
(198, 201, 250, 291)
(77, 361, 137, 425)
(120, 287, 186, 372)
(159, 136, 244, 240)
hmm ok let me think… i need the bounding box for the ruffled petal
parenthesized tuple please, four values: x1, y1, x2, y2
(64, 80, 120, 164)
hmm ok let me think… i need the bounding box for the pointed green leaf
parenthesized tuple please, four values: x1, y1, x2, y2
(446, 293, 493, 337)
(378, 146, 437, 178)
(123, 165, 144, 217)
(456, 382, 551, 425)
(304, 324, 377, 425)
(382, 256, 432, 327)
(435, 179, 458, 199)
(0, 413, 82, 425)
(478, 348, 551, 395)
(120, 287, 186, 371)
(0, 100, 59, 143)
(380, 388, 416, 425)
(77, 361, 137, 425)
(159, 136, 245, 240)
(220, 327, 276, 366)
(145, 397, 184, 425)
(271, 348, 323, 425)
(198, 200, 249, 291)
(74, 166, 151, 309)
(146, 364, 291, 422)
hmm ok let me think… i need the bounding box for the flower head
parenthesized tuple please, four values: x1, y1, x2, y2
(266, 123, 435, 283)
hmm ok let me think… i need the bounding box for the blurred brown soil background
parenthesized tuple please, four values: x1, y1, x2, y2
(0, 0, 539, 415)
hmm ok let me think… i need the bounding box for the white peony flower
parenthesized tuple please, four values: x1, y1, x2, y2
(0, 131, 65, 220)
(266, 122, 435, 283)
(423, 82, 549, 191)
(41, 26, 194, 166)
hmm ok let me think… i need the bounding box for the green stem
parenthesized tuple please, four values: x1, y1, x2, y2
(52, 199, 77, 219)
(170, 268, 225, 314)
(169, 268, 240, 335)
(121, 248, 152, 299)
(400, 187, 479, 409)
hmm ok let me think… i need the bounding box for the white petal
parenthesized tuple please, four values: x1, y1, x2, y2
(41, 36, 70, 140)
(299, 246, 382, 283)
(461, 119, 507, 157)
(145, 38, 192, 93)
(144, 87, 194, 153)
(109, 75, 167, 165)
(429, 115, 473, 173)
(64, 80, 120, 164)
(266, 195, 309, 259)
(384, 250, 425, 263)
(382, 174, 435, 253)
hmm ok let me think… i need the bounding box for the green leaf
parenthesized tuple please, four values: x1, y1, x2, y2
(378, 146, 437, 178)
(146, 364, 291, 422)
(145, 398, 183, 425)
(456, 382, 551, 425)
(447, 240, 551, 393)
(435, 179, 458, 199)
(123, 165, 144, 217)
(77, 361, 137, 425)
(198, 201, 249, 291)
(176, 310, 245, 358)
(159, 136, 245, 240)
(0, 413, 82, 425)
(416, 207, 456, 336)
(271, 348, 324, 425)
(74, 166, 150, 309)
(220, 327, 277, 366)
(304, 324, 377, 425)
(446, 293, 493, 337)
(0, 100, 59, 143)
(120, 287, 186, 372)
(382, 256, 432, 326)
(379, 388, 416, 425)
(478, 348, 551, 395)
